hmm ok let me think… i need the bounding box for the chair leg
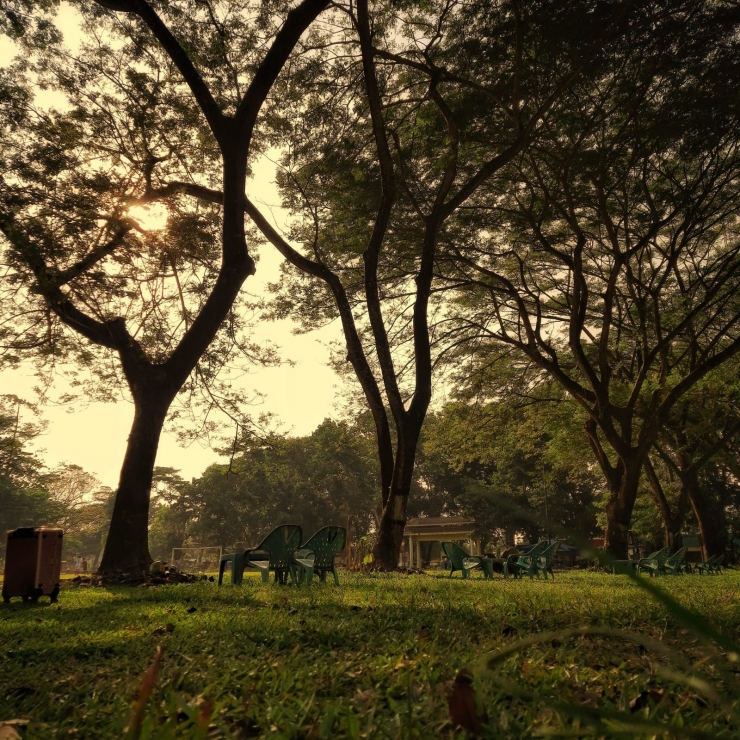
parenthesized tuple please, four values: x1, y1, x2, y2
(218, 557, 228, 586)
(332, 568, 339, 586)
(235, 554, 248, 586)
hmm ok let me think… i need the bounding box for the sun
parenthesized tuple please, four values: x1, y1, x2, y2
(127, 203, 169, 231)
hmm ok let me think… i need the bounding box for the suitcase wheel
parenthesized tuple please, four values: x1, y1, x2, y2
(25, 587, 42, 603)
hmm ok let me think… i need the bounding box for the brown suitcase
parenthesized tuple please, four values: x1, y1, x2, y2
(2, 527, 64, 603)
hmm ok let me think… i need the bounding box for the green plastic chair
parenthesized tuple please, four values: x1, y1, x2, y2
(697, 554, 723, 575)
(636, 547, 670, 576)
(663, 547, 689, 575)
(534, 541, 560, 579)
(442, 542, 493, 579)
(292, 526, 346, 585)
(506, 541, 547, 579)
(219, 525, 302, 586)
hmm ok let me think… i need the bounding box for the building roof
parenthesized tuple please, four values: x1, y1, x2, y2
(405, 516, 477, 536)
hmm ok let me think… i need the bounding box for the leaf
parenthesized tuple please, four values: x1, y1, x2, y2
(355, 688, 376, 707)
(0, 721, 28, 740)
(124, 646, 164, 739)
(448, 669, 484, 737)
(195, 695, 213, 732)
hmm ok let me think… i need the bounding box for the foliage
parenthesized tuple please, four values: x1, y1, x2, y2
(418, 396, 602, 546)
(0, 395, 61, 555)
(0, 395, 114, 561)
(148, 419, 379, 559)
(1, 572, 739, 737)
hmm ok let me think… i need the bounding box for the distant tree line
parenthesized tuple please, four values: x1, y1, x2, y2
(0, 396, 114, 563)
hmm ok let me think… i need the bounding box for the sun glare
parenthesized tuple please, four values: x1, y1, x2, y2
(127, 203, 169, 231)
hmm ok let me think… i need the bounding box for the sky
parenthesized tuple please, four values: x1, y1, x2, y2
(0, 3, 346, 488)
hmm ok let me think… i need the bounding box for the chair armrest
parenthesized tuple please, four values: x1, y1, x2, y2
(293, 548, 316, 565)
(244, 548, 270, 566)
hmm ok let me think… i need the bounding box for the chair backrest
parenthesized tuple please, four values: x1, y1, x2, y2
(518, 541, 547, 563)
(303, 526, 346, 570)
(538, 541, 560, 563)
(645, 547, 669, 563)
(442, 541, 469, 568)
(254, 525, 303, 569)
(666, 547, 687, 565)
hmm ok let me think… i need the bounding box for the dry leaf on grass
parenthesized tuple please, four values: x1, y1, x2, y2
(354, 688, 376, 707)
(448, 669, 484, 737)
(195, 695, 214, 731)
(124, 646, 164, 739)
(0, 720, 28, 740)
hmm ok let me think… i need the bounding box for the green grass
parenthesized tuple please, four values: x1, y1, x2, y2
(1, 571, 739, 738)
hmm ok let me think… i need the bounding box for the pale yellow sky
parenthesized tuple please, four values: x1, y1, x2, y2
(0, 3, 345, 488)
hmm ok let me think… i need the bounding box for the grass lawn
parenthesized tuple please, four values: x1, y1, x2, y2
(1, 570, 739, 738)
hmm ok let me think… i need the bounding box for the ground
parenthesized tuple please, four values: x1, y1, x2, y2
(1, 571, 739, 738)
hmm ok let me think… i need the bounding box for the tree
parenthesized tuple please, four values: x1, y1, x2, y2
(443, 4, 740, 556)
(45, 464, 115, 559)
(0, 0, 330, 576)
(240, 0, 652, 567)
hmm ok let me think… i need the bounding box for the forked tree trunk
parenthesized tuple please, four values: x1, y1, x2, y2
(98, 388, 173, 576)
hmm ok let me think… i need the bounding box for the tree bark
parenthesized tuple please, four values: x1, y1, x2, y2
(603, 459, 643, 559)
(684, 470, 728, 559)
(372, 420, 427, 569)
(374, 484, 411, 570)
(643, 456, 687, 549)
(98, 394, 169, 577)
(98, 384, 173, 576)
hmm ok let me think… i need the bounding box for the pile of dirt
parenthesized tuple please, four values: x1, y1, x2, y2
(141, 568, 214, 586)
(67, 568, 214, 588)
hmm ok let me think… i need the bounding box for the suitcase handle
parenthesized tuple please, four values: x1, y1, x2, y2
(9, 527, 37, 538)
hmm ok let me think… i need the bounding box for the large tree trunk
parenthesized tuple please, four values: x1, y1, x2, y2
(684, 471, 728, 559)
(373, 431, 421, 569)
(603, 461, 643, 559)
(98, 389, 172, 576)
(374, 484, 411, 569)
